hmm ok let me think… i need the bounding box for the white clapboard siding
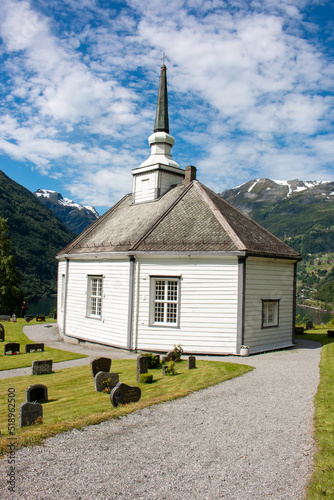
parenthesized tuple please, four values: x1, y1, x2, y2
(133, 256, 239, 354)
(244, 257, 295, 353)
(59, 259, 130, 347)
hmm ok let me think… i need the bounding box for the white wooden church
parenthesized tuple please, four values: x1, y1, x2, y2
(57, 64, 301, 355)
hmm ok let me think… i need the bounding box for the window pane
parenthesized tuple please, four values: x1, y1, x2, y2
(167, 303, 177, 323)
(154, 302, 164, 322)
(167, 281, 178, 301)
(155, 281, 165, 301)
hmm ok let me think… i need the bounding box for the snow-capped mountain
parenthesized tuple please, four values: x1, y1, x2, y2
(34, 189, 100, 235)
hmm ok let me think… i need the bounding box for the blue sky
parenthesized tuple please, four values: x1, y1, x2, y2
(0, 0, 333, 215)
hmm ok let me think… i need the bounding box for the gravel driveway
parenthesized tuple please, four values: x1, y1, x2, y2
(0, 339, 321, 500)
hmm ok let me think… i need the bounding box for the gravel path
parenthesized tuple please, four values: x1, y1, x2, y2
(0, 339, 321, 499)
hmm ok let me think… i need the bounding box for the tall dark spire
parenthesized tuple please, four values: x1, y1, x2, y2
(154, 64, 169, 133)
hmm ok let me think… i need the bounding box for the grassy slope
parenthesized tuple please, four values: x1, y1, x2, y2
(0, 319, 86, 370)
(296, 326, 334, 498)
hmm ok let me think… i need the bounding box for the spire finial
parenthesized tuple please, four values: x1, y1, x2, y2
(161, 52, 167, 66)
(154, 59, 169, 133)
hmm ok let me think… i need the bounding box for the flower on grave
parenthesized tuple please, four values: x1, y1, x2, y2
(13, 352, 18, 355)
(37, 349, 42, 352)
(102, 378, 113, 394)
(6, 350, 12, 355)
(31, 349, 35, 352)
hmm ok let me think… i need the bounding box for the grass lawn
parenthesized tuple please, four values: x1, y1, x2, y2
(296, 324, 334, 498)
(0, 358, 253, 456)
(0, 318, 87, 370)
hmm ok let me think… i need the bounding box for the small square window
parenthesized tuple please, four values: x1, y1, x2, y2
(87, 276, 102, 319)
(262, 300, 279, 328)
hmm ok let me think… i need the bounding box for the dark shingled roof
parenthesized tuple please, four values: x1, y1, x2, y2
(58, 180, 300, 260)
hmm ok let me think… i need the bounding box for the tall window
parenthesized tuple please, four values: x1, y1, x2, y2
(150, 277, 180, 326)
(87, 276, 102, 319)
(262, 300, 279, 328)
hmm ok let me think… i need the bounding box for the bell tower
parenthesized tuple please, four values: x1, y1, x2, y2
(132, 61, 185, 204)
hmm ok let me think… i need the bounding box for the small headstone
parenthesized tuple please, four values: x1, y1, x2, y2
(94, 371, 119, 392)
(4, 343, 20, 355)
(162, 364, 169, 376)
(137, 355, 148, 382)
(24, 315, 34, 322)
(25, 343, 45, 353)
(110, 383, 141, 408)
(0, 323, 4, 342)
(165, 350, 176, 362)
(0, 315, 11, 322)
(90, 357, 112, 377)
(295, 326, 304, 335)
(188, 356, 196, 369)
(19, 402, 43, 428)
(306, 320, 313, 330)
(26, 384, 48, 403)
(327, 330, 334, 338)
(36, 314, 46, 322)
(32, 359, 53, 375)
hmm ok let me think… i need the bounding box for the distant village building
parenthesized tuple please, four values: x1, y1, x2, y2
(57, 64, 301, 355)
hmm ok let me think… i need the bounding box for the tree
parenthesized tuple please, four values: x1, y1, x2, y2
(0, 217, 22, 314)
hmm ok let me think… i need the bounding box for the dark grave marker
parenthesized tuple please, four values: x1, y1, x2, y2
(32, 359, 53, 375)
(36, 315, 45, 322)
(90, 357, 112, 377)
(306, 320, 313, 330)
(25, 343, 45, 353)
(4, 343, 20, 355)
(162, 350, 176, 363)
(162, 364, 168, 376)
(110, 383, 141, 408)
(94, 371, 119, 392)
(19, 402, 43, 428)
(188, 355, 196, 370)
(295, 326, 304, 335)
(24, 315, 34, 322)
(327, 330, 334, 338)
(26, 384, 48, 403)
(0, 323, 4, 342)
(137, 355, 148, 382)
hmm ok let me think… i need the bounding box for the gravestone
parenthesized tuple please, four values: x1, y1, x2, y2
(4, 343, 20, 355)
(137, 355, 148, 382)
(295, 326, 304, 335)
(162, 364, 169, 376)
(32, 359, 53, 375)
(25, 343, 45, 353)
(19, 402, 43, 428)
(110, 383, 141, 408)
(163, 350, 176, 363)
(0, 315, 11, 322)
(188, 355, 196, 370)
(36, 315, 46, 322)
(306, 320, 313, 330)
(94, 371, 119, 392)
(0, 323, 4, 342)
(26, 384, 48, 403)
(24, 315, 34, 322)
(90, 357, 112, 377)
(327, 330, 334, 338)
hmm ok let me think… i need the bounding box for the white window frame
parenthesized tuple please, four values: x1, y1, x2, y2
(150, 276, 180, 327)
(262, 299, 279, 328)
(87, 275, 103, 319)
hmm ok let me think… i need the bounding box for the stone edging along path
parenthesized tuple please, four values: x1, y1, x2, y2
(0, 338, 321, 499)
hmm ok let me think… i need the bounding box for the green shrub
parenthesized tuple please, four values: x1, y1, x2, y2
(143, 352, 160, 368)
(164, 360, 176, 376)
(173, 344, 183, 362)
(140, 373, 153, 384)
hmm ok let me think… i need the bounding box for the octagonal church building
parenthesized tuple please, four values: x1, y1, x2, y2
(57, 63, 301, 356)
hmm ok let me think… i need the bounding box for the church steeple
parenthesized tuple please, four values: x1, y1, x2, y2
(131, 58, 185, 204)
(154, 64, 169, 133)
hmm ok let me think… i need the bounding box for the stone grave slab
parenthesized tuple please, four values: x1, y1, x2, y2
(32, 359, 53, 375)
(110, 383, 141, 408)
(0, 323, 4, 342)
(0, 315, 11, 322)
(90, 357, 112, 377)
(94, 371, 119, 392)
(4, 342, 20, 355)
(26, 384, 48, 403)
(25, 343, 45, 353)
(24, 315, 34, 322)
(188, 355, 196, 370)
(19, 402, 43, 428)
(137, 355, 148, 382)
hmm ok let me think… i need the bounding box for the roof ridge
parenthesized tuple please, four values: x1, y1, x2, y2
(57, 193, 131, 256)
(130, 182, 193, 251)
(194, 182, 246, 250)
(199, 183, 300, 257)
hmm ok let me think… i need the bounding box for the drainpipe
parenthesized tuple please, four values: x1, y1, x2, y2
(292, 261, 297, 345)
(134, 257, 141, 352)
(237, 256, 246, 353)
(127, 256, 135, 349)
(62, 258, 69, 337)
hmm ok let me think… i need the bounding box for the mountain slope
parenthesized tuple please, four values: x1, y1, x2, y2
(34, 189, 99, 235)
(0, 171, 76, 299)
